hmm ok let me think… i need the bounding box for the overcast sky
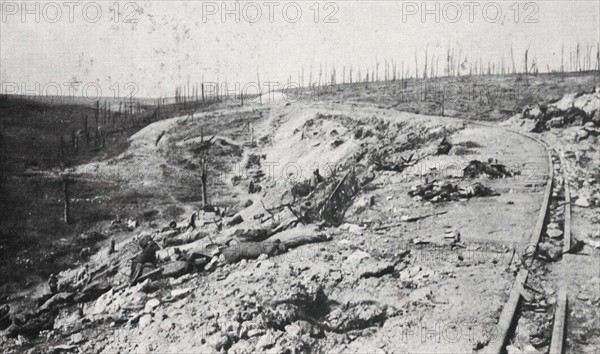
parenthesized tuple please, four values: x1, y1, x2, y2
(1, 1, 599, 97)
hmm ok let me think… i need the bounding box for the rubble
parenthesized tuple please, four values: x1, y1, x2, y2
(409, 180, 498, 202)
(462, 160, 513, 178)
(503, 90, 600, 133)
(436, 136, 452, 155)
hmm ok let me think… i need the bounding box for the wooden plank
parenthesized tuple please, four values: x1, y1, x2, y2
(560, 152, 571, 253)
(526, 149, 553, 267)
(550, 289, 568, 354)
(486, 268, 529, 354)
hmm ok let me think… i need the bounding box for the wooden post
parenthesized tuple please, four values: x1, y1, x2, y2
(63, 177, 71, 224)
(59, 136, 64, 162)
(84, 115, 89, 146)
(130, 96, 134, 125)
(95, 101, 100, 146)
(257, 70, 262, 104)
(524, 49, 529, 84)
(201, 159, 208, 208)
(441, 89, 445, 117)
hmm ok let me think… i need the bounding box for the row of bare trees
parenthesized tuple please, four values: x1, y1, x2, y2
(163, 42, 599, 106)
(277, 42, 600, 88)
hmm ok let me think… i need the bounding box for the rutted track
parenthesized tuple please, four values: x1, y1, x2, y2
(481, 127, 571, 354)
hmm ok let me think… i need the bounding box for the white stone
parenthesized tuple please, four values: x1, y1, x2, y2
(347, 250, 371, 263)
(139, 314, 153, 328)
(144, 298, 160, 313)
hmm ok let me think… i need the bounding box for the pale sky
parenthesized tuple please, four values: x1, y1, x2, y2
(1, 0, 599, 97)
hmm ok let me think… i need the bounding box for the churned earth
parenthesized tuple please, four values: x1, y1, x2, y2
(4, 86, 600, 354)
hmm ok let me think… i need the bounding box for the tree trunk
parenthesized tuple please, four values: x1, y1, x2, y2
(201, 160, 208, 207)
(59, 136, 64, 162)
(63, 178, 71, 224)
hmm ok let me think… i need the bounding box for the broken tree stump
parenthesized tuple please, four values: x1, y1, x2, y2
(201, 159, 208, 207)
(63, 177, 71, 224)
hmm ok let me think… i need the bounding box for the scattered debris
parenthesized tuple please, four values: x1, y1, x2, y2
(436, 136, 452, 155)
(409, 181, 498, 202)
(155, 130, 166, 146)
(462, 160, 513, 178)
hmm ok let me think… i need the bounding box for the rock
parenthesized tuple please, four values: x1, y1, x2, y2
(359, 261, 395, 279)
(399, 265, 431, 281)
(227, 215, 244, 226)
(444, 230, 461, 243)
(326, 302, 389, 332)
(285, 320, 323, 338)
(412, 238, 429, 245)
(127, 219, 138, 230)
(285, 323, 302, 337)
(538, 242, 562, 261)
(575, 196, 590, 207)
(144, 298, 160, 313)
(204, 257, 219, 272)
(546, 116, 565, 129)
(340, 223, 363, 234)
(89, 289, 114, 315)
(223, 321, 241, 336)
(546, 229, 563, 239)
(233, 228, 271, 243)
(229, 339, 253, 354)
(128, 312, 144, 324)
(70, 332, 84, 344)
(162, 261, 189, 278)
(49, 344, 78, 353)
(523, 105, 542, 119)
(592, 109, 600, 125)
(53, 309, 82, 332)
(256, 330, 277, 349)
(170, 287, 193, 300)
(247, 328, 265, 338)
(353, 195, 375, 211)
(347, 250, 371, 263)
(139, 314, 153, 328)
(38, 292, 74, 312)
(586, 239, 600, 249)
(519, 119, 537, 132)
(506, 344, 542, 354)
(257, 253, 269, 261)
(160, 319, 174, 331)
(207, 332, 230, 351)
(74, 280, 112, 303)
(169, 273, 195, 286)
(575, 128, 589, 141)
